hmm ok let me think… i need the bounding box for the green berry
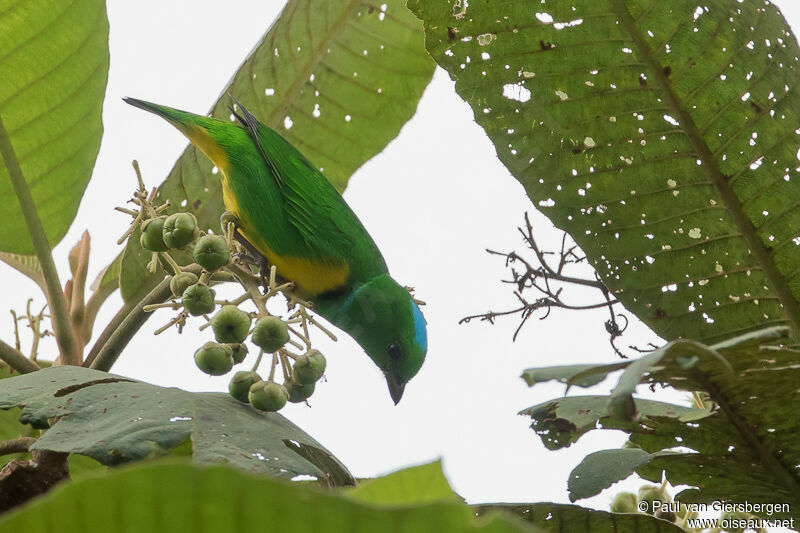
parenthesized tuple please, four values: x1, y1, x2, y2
(211, 305, 251, 344)
(162, 212, 199, 248)
(139, 217, 168, 252)
(228, 343, 249, 364)
(193, 235, 230, 271)
(248, 381, 288, 412)
(182, 283, 215, 316)
(638, 485, 669, 514)
(251, 316, 289, 352)
(169, 272, 199, 298)
(194, 342, 233, 376)
(292, 350, 326, 385)
(610, 492, 638, 513)
(229, 371, 260, 402)
(288, 381, 315, 403)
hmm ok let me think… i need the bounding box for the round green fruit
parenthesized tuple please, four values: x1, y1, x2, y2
(162, 212, 199, 248)
(211, 305, 251, 344)
(288, 381, 315, 403)
(139, 217, 168, 252)
(248, 381, 288, 412)
(251, 316, 289, 352)
(228, 343, 249, 364)
(194, 342, 233, 376)
(229, 371, 261, 402)
(610, 492, 638, 514)
(292, 350, 326, 385)
(637, 485, 669, 514)
(182, 283, 216, 316)
(169, 272, 199, 298)
(193, 235, 230, 271)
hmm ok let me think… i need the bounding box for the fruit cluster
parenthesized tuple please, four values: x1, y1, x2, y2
(118, 167, 331, 412)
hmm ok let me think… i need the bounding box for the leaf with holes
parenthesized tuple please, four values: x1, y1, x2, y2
(409, 0, 800, 345)
(117, 0, 434, 302)
(0, 366, 354, 486)
(0, 0, 109, 254)
(521, 327, 800, 521)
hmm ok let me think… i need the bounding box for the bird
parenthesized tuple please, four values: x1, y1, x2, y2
(124, 97, 427, 404)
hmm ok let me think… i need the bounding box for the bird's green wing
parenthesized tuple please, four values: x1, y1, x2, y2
(232, 102, 387, 280)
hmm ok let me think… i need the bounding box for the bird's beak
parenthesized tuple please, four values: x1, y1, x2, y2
(385, 372, 405, 405)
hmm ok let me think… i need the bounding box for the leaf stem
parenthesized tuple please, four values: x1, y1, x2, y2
(0, 338, 40, 374)
(0, 113, 79, 364)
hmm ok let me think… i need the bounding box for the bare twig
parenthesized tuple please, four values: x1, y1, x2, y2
(460, 213, 645, 357)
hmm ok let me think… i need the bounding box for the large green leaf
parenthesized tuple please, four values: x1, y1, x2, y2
(0, 462, 533, 533)
(0, 366, 354, 486)
(408, 0, 800, 344)
(0, 0, 109, 254)
(347, 461, 460, 506)
(119, 0, 434, 301)
(521, 327, 800, 521)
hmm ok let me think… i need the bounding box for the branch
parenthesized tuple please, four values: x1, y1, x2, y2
(0, 113, 78, 365)
(0, 437, 36, 457)
(82, 298, 136, 369)
(88, 276, 173, 372)
(0, 338, 40, 374)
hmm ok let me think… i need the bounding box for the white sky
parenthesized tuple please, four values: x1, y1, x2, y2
(2, 0, 798, 517)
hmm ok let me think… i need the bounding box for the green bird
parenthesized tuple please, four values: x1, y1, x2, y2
(124, 97, 427, 404)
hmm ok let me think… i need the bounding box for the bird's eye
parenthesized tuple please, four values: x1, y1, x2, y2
(388, 343, 403, 360)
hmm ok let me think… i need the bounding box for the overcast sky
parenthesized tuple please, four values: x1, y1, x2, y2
(2, 0, 798, 516)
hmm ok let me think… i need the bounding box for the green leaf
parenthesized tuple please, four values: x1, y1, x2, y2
(0, 366, 354, 486)
(521, 362, 629, 389)
(567, 448, 664, 502)
(480, 503, 686, 533)
(0, 253, 44, 292)
(0, 365, 36, 469)
(118, 0, 434, 303)
(119, 225, 164, 302)
(522, 328, 800, 521)
(0, 0, 109, 254)
(520, 396, 709, 450)
(408, 0, 800, 344)
(348, 460, 460, 506)
(0, 462, 532, 533)
(89, 252, 121, 294)
(66, 454, 106, 482)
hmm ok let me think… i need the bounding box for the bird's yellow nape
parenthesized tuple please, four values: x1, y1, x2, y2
(122, 97, 231, 175)
(176, 124, 231, 176)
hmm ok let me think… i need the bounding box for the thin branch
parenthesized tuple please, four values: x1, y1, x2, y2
(0, 113, 78, 364)
(0, 338, 40, 374)
(83, 298, 136, 369)
(461, 212, 647, 356)
(0, 437, 37, 456)
(89, 277, 173, 372)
